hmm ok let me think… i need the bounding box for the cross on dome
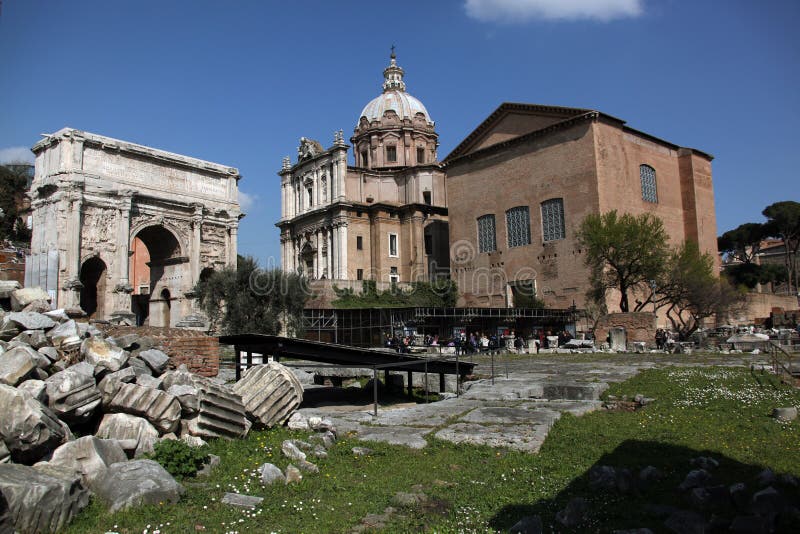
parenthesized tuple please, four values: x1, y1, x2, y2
(382, 48, 405, 92)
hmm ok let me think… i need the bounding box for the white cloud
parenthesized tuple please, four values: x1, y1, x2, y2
(464, 0, 643, 23)
(238, 190, 259, 212)
(0, 146, 34, 164)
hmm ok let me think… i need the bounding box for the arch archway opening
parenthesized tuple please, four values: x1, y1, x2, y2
(130, 225, 183, 327)
(79, 256, 107, 319)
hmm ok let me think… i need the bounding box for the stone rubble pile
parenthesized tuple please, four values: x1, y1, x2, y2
(0, 293, 304, 533)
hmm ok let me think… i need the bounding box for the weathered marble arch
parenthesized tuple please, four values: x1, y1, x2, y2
(27, 128, 243, 326)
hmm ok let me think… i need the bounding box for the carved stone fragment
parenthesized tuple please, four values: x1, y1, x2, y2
(44, 366, 101, 423)
(106, 382, 181, 434)
(0, 463, 89, 534)
(233, 362, 304, 428)
(0, 384, 67, 464)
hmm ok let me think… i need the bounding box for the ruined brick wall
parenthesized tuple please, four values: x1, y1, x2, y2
(158, 335, 219, 377)
(0, 248, 26, 284)
(594, 312, 656, 345)
(100, 325, 219, 377)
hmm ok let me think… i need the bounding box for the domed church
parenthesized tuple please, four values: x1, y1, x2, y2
(277, 51, 450, 290)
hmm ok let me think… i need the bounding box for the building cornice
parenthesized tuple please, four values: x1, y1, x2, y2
(33, 128, 241, 179)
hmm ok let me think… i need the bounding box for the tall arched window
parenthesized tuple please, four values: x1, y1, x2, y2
(640, 164, 658, 203)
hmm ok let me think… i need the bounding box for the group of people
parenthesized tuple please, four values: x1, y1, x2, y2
(384, 328, 580, 354)
(655, 328, 674, 350)
(384, 334, 416, 354)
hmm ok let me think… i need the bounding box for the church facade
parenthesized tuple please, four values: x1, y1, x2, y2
(277, 53, 450, 287)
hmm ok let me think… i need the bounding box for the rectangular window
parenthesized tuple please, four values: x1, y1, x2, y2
(389, 233, 398, 257)
(356, 236, 363, 250)
(541, 198, 565, 242)
(386, 145, 397, 162)
(423, 191, 432, 205)
(417, 147, 425, 164)
(424, 234, 433, 255)
(306, 187, 313, 207)
(477, 214, 497, 253)
(506, 206, 531, 248)
(361, 150, 368, 167)
(389, 266, 399, 283)
(357, 269, 364, 281)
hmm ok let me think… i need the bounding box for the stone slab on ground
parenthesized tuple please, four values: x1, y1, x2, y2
(221, 492, 264, 508)
(458, 406, 561, 427)
(434, 421, 554, 453)
(356, 425, 431, 449)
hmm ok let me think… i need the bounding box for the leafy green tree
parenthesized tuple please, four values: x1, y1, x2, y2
(717, 222, 765, 264)
(762, 201, 800, 294)
(193, 256, 309, 335)
(722, 262, 787, 290)
(0, 164, 32, 244)
(577, 210, 670, 312)
(658, 240, 745, 338)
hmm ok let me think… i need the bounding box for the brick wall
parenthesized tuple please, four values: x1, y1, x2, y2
(594, 312, 657, 345)
(100, 325, 219, 377)
(158, 335, 220, 377)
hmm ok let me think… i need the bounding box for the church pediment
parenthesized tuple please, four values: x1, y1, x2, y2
(444, 103, 593, 162)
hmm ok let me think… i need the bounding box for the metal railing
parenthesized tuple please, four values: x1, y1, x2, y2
(768, 341, 796, 386)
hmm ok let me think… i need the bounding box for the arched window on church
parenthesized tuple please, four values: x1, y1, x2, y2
(321, 175, 327, 203)
(640, 164, 658, 203)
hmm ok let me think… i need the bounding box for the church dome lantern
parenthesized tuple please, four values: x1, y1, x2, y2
(353, 50, 438, 169)
(357, 50, 434, 128)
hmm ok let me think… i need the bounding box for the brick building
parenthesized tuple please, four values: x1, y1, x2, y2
(443, 103, 717, 310)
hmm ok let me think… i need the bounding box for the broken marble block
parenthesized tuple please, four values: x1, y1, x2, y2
(44, 366, 101, 423)
(106, 382, 181, 434)
(0, 463, 89, 534)
(0, 345, 38, 386)
(138, 348, 170, 375)
(81, 337, 129, 373)
(92, 459, 185, 513)
(0, 384, 67, 464)
(46, 436, 128, 487)
(12, 329, 50, 349)
(4, 312, 56, 331)
(233, 362, 304, 428)
(47, 320, 82, 350)
(167, 384, 200, 416)
(17, 378, 47, 403)
(95, 413, 160, 457)
(10, 287, 51, 312)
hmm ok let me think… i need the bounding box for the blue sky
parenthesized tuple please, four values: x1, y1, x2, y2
(1, 0, 798, 264)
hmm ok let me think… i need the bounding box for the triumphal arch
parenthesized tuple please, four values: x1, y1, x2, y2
(27, 128, 242, 326)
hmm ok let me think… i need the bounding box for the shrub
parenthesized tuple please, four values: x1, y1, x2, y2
(148, 439, 210, 478)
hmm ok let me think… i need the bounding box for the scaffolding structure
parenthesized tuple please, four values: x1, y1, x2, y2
(303, 306, 580, 347)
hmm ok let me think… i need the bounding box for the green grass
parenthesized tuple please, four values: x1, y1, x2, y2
(66, 366, 800, 533)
